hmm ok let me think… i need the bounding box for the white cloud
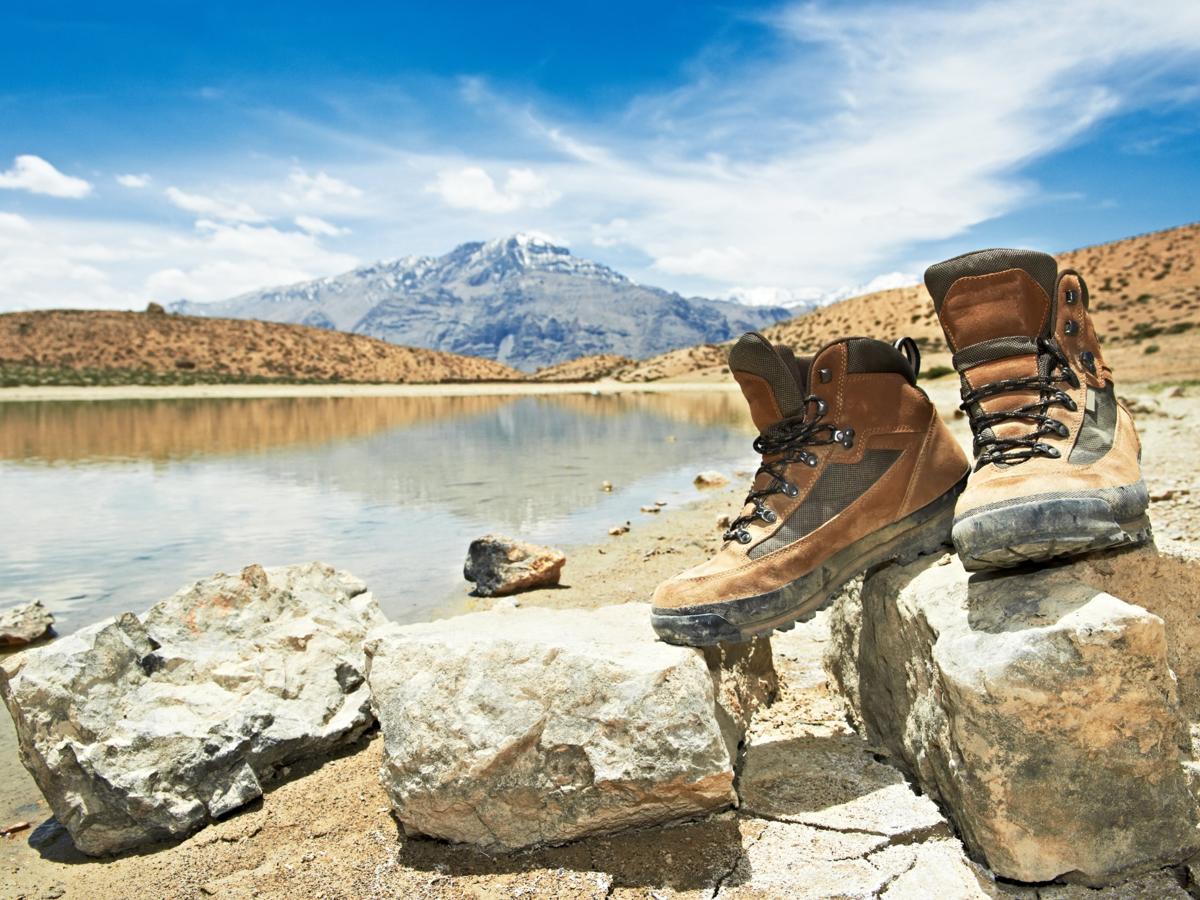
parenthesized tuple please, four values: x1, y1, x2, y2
(0, 155, 92, 198)
(286, 168, 363, 203)
(0, 216, 154, 308)
(294, 214, 349, 236)
(0, 212, 33, 233)
(165, 186, 265, 222)
(144, 220, 359, 302)
(116, 173, 152, 188)
(426, 166, 560, 213)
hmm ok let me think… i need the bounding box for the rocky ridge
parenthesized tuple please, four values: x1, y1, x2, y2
(172, 234, 790, 371)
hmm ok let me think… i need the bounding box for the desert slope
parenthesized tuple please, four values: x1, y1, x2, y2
(761, 222, 1200, 354)
(0, 309, 524, 385)
(567, 222, 1200, 384)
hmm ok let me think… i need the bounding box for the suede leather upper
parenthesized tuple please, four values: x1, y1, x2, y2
(926, 252, 1143, 520)
(651, 335, 970, 612)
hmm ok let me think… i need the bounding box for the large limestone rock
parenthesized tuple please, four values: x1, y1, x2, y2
(0, 600, 54, 646)
(0, 563, 384, 856)
(826, 544, 1200, 885)
(366, 602, 776, 851)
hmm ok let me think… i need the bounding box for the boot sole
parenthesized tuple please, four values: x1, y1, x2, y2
(650, 474, 968, 647)
(952, 480, 1151, 572)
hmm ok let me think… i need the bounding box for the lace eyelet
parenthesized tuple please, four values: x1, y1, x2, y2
(736, 530, 752, 545)
(761, 509, 778, 524)
(782, 483, 799, 497)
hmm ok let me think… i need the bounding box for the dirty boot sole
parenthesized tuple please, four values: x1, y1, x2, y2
(952, 480, 1151, 572)
(650, 475, 967, 647)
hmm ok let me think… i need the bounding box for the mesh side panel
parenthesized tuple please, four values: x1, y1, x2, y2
(728, 332, 805, 416)
(924, 249, 1057, 312)
(748, 449, 902, 559)
(951, 336, 1038, 371)
(1070, 383, 1117, 464)
(846, 338, 916, 384)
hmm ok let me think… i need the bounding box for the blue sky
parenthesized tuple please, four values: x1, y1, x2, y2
(1, 0, 1199, 310)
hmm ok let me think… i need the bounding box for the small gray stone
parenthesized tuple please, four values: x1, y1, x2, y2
(463, 534, 565, 596)
(0, 600, 54, 647)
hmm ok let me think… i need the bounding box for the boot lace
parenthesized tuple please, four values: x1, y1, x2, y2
(960, 336, 1080, 470)
(724, 395, 854, 544)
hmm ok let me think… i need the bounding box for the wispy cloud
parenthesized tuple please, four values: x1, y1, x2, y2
(0, 155, 92, 199)
(115, 173, 152, 188)
(294, 215, 349, 237)
(165, 186, 265, 223)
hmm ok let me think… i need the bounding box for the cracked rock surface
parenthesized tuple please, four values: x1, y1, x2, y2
(826, 545, 1200, 885)
(365, 602, 776, 851)
(0, 563, 384, 856)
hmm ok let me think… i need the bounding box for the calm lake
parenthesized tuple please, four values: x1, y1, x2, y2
(0, 391, 756, 635)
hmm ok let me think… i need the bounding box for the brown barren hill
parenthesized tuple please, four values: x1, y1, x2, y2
(626, 222, 1200, 384)
(531, 353, 632, 382)
(614, 344, 730, 382)
(0, 309, 524, 385)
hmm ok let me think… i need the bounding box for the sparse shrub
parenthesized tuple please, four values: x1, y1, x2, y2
(1145, 344, 1160, 354)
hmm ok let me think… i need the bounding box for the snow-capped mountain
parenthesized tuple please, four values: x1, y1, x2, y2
(171, 234, 790, 371)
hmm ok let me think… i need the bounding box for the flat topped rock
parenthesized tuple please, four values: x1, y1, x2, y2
(826, 543, 1200, 885)
(366, 602, 777, 851)
(0, 600, 54, 646)
(0, 563, 384, 856)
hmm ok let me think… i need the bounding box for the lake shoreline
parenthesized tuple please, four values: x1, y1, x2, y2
(0, 378, 739, 403)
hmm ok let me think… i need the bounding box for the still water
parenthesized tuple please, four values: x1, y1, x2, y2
(0, 389, 757, 822)
(0, 391, 756, 634)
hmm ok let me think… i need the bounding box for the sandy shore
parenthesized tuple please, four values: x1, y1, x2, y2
(0, 379, 740, 403)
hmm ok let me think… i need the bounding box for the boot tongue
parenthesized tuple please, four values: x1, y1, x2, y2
(728, 332, 807, 431)
(926, 249, 1059, 450)
(924, 248, 1057, 350)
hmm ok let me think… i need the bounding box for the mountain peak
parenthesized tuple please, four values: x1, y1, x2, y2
(438, 234, 628, 286)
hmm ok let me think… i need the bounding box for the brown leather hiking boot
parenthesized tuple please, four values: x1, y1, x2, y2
(650, 332, 970, 646)
(925, 248, 1151, 571)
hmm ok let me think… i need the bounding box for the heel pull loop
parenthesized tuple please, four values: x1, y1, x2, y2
(893, 336, 921, 381)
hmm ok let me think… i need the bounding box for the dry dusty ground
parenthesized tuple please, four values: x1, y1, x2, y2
(2, 382, 1198, 899)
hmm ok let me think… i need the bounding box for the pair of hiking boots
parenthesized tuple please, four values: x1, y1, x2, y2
(651, 248, 1150, 646)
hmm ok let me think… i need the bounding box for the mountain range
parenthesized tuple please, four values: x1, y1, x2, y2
(171, 234, 792, 371)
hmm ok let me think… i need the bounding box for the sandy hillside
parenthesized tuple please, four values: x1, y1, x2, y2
(558, 222, 1200, 385)
(0, 309, 524, 385)
(531, 354, 632, 382)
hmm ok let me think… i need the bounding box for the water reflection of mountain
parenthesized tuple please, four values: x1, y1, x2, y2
(0, 396, 513, 463)
(248, 395, 754, 530)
